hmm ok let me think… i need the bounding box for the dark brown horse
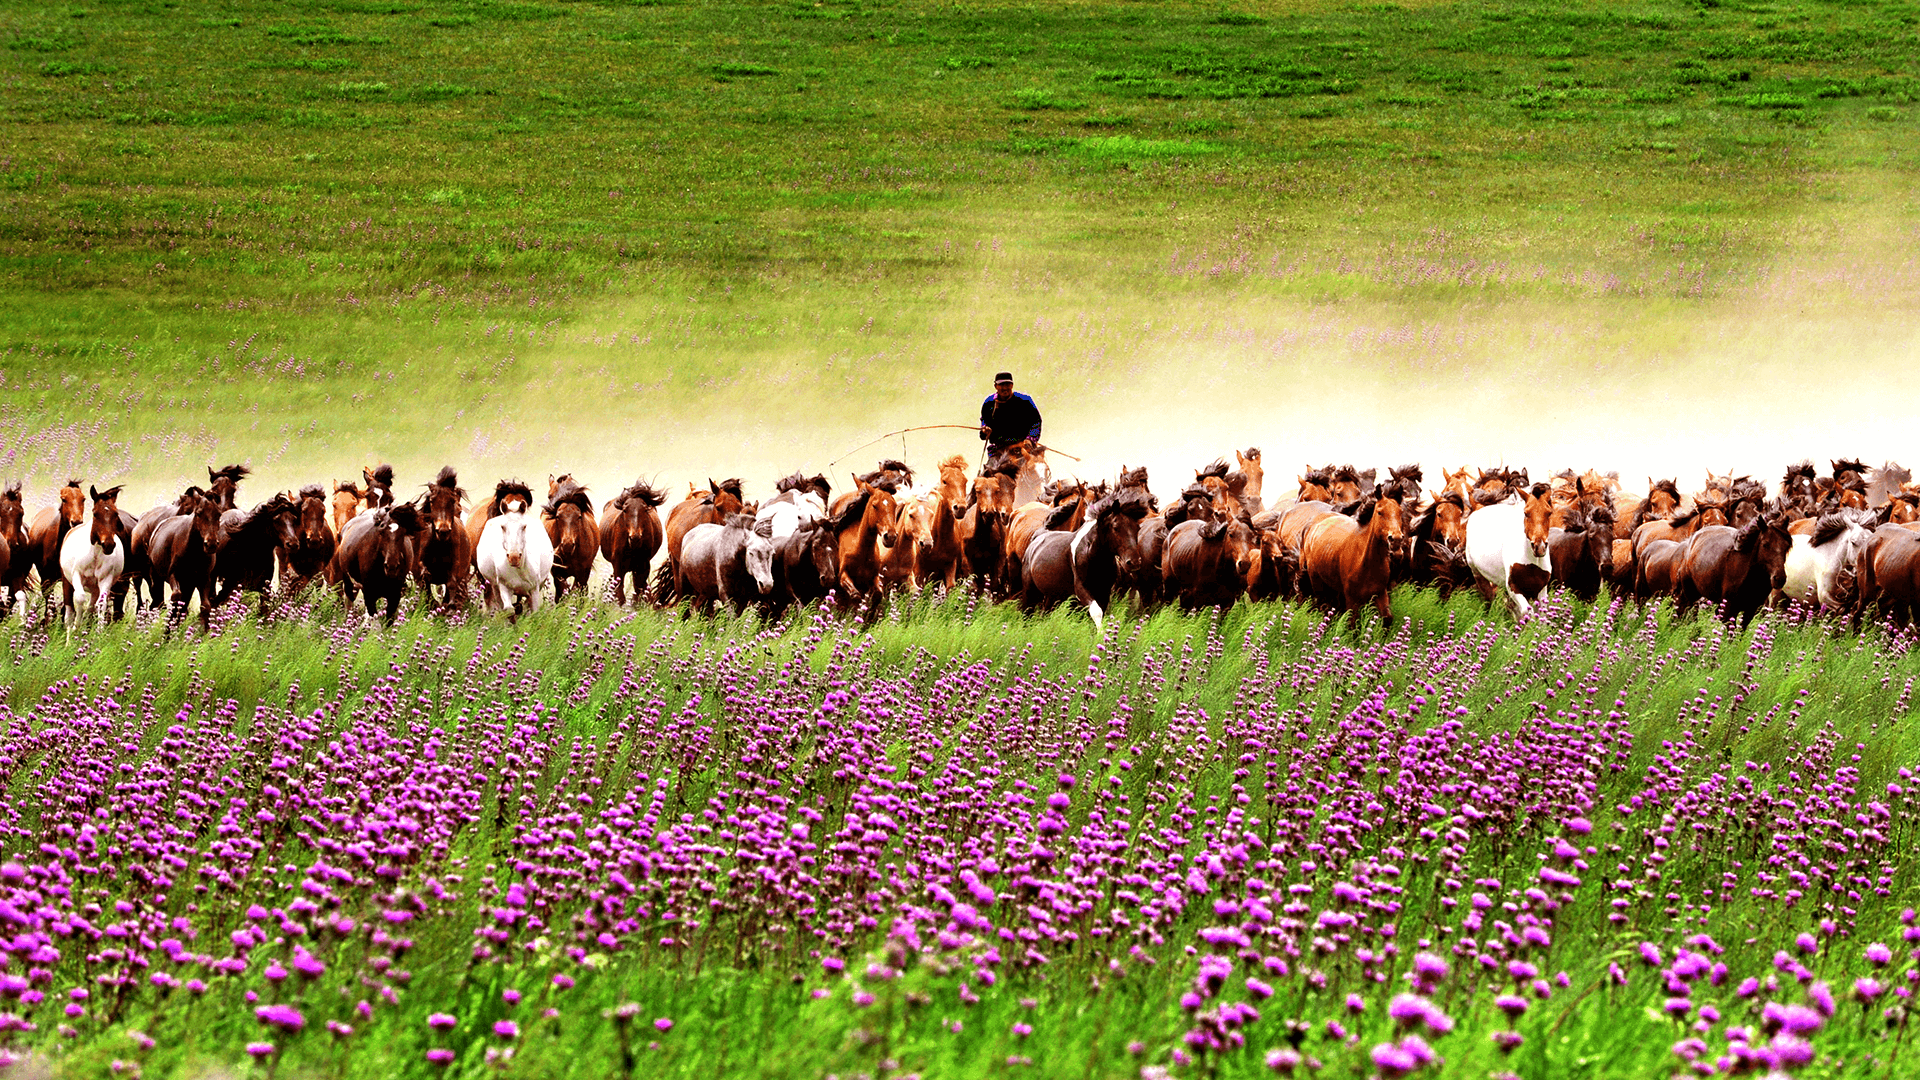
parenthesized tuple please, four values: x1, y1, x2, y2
(1407, 490, 1471, 593)
(1019, 490, 1150, 629)
(769, 518, 840, 619)
(1548, 502, 1615, 603)
(28, 478, 86, 609)
(0, 483, 27, 616)
(333, 503, 422, 622)
(148, 489, 225, 629)
(216, 495, 299, 610)
(414, 467, 473, 610)
(1298, 494, 1407, 619)
(600, 479, 666, 606)
(362, 464, 395, 510)
(1673, 512, 1793, 623)
(544, 477, 599, 602)
(1634, 538, 1687, 599)
(134, 486, 208, 609)
(1162, 516, 1257, 610)
(207, 463, 251, 512)
(279, 484, 337, 594)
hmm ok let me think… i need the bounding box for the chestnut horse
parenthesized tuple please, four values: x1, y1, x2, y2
(544, 477, 599, 602)
(28, 479, 87, 610)
(414, 467, 473, 610)
(331, 481, 364, 536)
(1673, 511, 1793, 624)
(1856, 525, 1920, 625)
(1296, 467, 1335, 504)
(1162, 516, 1257, 610)
(832, 479, 900, 604)
(962, 465, 1017, 596)
(1298, 494, 1407, 619)
(601, 479, 666, 606)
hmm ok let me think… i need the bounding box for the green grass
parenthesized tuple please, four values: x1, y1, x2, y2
(1, 587, 1917, 1076)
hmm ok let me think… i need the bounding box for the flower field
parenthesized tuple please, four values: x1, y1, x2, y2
(0, 587, 1914, 1078)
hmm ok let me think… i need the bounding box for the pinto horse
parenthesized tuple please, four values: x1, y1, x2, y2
(362, 464, 395, 511)
(147, 489, 224, 629)
(414, 467, 473, 610)
(1673, 512, 1793, 624)
(1019, 490, 1150, 629)
(1464, 489, 1553, 617)
(28, 479, 87, 610)
(541, 476, 599, 602)
(59, 485, 125, 629)
(1298, 494, 1406, 619)
(1780, 510, 1874, 609)
(757, 472, 831, 541)
(601, 479, 666, 606)
(0, 483, 28, 617)
(279, 484, 336, 594)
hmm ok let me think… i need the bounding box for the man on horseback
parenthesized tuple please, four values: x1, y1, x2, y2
(979, 372, 1042, 454)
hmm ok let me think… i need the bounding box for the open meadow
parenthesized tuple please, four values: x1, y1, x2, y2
(5, 0, 1920, 1076)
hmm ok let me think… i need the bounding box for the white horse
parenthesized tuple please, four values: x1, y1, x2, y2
(475, 506, 554, 617)
(1464, 492, 1553, 617)
(1780, 511, 1874, 608)
(755, 489, 826, 541)
(60, 486, 125, 631)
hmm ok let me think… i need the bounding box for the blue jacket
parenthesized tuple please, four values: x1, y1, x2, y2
(980, 391, 1042, 446)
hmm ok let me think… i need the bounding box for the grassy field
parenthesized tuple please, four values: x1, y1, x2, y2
(0, 0, 1918, 498)
(0, 588, 1915, 1077)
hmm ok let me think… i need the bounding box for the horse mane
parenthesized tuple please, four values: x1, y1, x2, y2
(1809, 512, 1852, 549)
(1354, 495, 1377, 526)
(1390, 463, 1422, 485)
(1, 481, 19, 501)
(1044, 501, 1080, 529)
(774, 471, 811, 493)
(1197, 459, 1230, 481)
(1668, 505, 1702, 527)
(334, 481, 363, 498)
(1331, 464, 1360, 486)
(93, 485, 125, 501)
(831, 489, 873, 532)
(1300, 466, 1331, 488)
(370, 464, 394, 487)
(492, 479, 535, 509)
(546, 478, 593, 516)
(1586, 501, 1615, 528)
(714, 478, 744, 500)
(1469, 488, 1507, 509)
(1783, 460, 1816, 484)
(615, 479, 667, 509)
(940, 454, 968, 473)
(209, 463, 251, 483)
(65, 478, 85, 489)
(723, 512, 757, 531)
(385, 503, 422, 532)
(863, 476, 899, 495)
(875, 459, 914, 484)
(1832, 458, 1867, 477)
(1650, 477, 1681, 500)
(298, 483, 325, 501)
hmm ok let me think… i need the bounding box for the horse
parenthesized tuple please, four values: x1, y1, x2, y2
(1673, 511, 1794, 624)
(769, 518, 840, 619)
(147, 489, 225, 630)
(474, 500, 553, 619)
(1407, 490, 1471, 594)
(1019, 490, 1150, 629)
(414, 467, 473, 611)
(832, 480, 900, 603)
(1619, 477, 1683, 539)
(601, 479, 666, 606)
(756, 472, 830, 541)
(962, 468, 1014, 598)
(1779, 462, 1819, 518)
(0, 483, 27, 617)
(206, 463, 251, 512)
(986, 443, 1050, 508)
(1856, 525, 1920, 626)
(1547, 502, 1615, 603)
(1000, 481, 1085, 593)
(674, 514, 775, 616)
(333, 504, 422, 622)
(59, 485, 125, 629)
(1298, 494, 1407, 620)
(1634, 539, 1687, 600)
(28, 479, 87, 611)
(657, 479, 745, 601)
(1328, 465, 1373, 505)
(1228, 448, 1263, 514)
(1128, 514, 1169, 608)
(216, 495, 299, 610)
(1378, 464, 1423, 509)
(1440, 466, 1473, 503)
(275, 485, 337, 594)
(1463, 488, 1553, 617)
(1196, 460, 1242, 520)
(1296, 467, 1334, 504)
(331, 481, 364, 536)
(1780, 509, 1874, 610)
(362, 464, 395, 510)
(1162, 516, 1257, 611)
(132, 486, 204, 609)
(543, 477, 598, 603)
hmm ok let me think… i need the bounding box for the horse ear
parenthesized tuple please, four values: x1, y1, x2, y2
(89, 485, 98, 500)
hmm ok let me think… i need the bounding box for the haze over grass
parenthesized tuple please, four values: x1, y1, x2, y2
(0, 0, 1917, 500)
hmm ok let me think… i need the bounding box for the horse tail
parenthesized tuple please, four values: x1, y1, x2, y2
(650, 559, 677, 604)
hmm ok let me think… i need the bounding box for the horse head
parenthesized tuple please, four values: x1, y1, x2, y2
(0, 482, 23, 544)
(87, 485, 123, 555)
(299, 486, 332, 545)
(59, 479, 86, 526)
(1521, 489, 1552, 557)
(378, 504, 421, 577)
(743, 525, 776, 596)
(207, 463, 250, 512)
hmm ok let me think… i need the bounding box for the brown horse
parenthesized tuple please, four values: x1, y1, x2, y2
(1548, 502, 1615, 603)
(1001, 481, 1086, 593)
(28, 479, 87, 610)
(1618, 477, 1683, 539)
(1230, 448, 1263, 513)
(279, 484, 337, 594)
(331, 481, 363, 537)
(986, 443, 1050, 507)
(601, 479, 666, 606)
(0, 483, 28, 616)
(1328, 465, 1372, 505)
(936, 455, 970, 510)
(1856, 525, 1920, 625)
(414, 467, 473, 610)
(832, 479, 899, 603)
(1019, 490, 1150, 629)
(1296, 467, 1335, 504)
(544, 478, 599, 602)
(333, 503, 422, 623)
(133, 486, 206, 609)
(1441, 466, 1473, 504)
(1634, 538, 1687, 599)
(962, 465, 1017, 596)
(1673, 512, 1793, 624)
(1298, 494, 1407, 619)
(207, 463, 251, 511)
(1162, 516, 1257, 610)
(148, 489, 225, 630)
(1407, 490, 1470, 593)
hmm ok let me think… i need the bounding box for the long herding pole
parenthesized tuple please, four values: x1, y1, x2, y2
(827, 425, 1082, 470)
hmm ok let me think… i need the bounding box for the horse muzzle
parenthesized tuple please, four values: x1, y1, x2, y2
(99, 540, 116, 556)
(507, 553, 523, 568)
(1531, 540, 1548, 558)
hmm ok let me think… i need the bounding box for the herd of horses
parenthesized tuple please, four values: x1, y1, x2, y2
(11, 447, 1920, 632)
